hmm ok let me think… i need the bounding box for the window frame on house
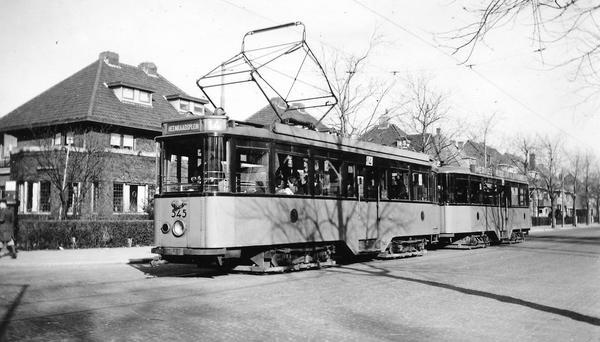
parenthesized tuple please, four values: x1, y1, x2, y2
(18, 181, 52, 214)
(139, 90, 150, 103)
(122, 87, 134, 100)
(113, 182, 124, 213)
(113, 182, 148, 214)
(110, 133, 136, 150)
(180, 100, 190, 111)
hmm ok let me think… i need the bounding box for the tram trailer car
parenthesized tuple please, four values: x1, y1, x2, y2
(152, 115, 440, 272)
(437, 166, 531, 248)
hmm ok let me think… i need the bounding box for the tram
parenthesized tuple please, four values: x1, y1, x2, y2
(150, 21, 531, 272)
(437, 165, 530, 248)
(151, 114, 441, 272)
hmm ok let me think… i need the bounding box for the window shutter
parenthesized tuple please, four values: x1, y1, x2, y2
(123, 184, 130, 212)
(32, 182, 39, 212)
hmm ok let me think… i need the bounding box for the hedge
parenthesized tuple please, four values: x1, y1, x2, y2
(16, 220, 154, 250)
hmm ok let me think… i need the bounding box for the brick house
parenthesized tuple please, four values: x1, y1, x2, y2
(0, 51, 207, 219)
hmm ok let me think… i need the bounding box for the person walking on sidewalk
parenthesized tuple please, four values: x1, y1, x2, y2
(0, 198, 17, 259)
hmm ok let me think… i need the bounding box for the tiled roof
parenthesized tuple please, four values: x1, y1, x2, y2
(0, 52, 197, 134)
(360, 124, 407, 146)
(245, 97, 329, 131)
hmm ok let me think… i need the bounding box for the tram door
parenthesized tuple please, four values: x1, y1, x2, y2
(357, 166, 380, 237)
(498, 181, 508, 238)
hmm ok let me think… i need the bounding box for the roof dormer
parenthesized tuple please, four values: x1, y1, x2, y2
(166, 94, 208, 115)
(106, 81, 156, 106)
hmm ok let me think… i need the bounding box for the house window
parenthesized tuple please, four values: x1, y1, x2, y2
(110, 134, 135, 150)
(123, 135, 134, 150)
(26, 182, 33, 212)
(66, 132, 74, 145)
(193, 102, 204, 114)
(139, 91, 150, 103)
(110, 134, 121, 148)
(113, 183, 123, 212)
(40, 181, 51, 212)
(180, 100, 189, 111)
(54, 133, 63, 146)
(67, 182, 80, 215)
(123, 87, 134, 100)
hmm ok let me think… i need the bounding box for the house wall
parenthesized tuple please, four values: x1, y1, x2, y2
(10, 129, 157, 219)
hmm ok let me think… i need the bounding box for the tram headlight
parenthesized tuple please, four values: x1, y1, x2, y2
(172, 220, 186, 237)
(161, 223, 170, 234)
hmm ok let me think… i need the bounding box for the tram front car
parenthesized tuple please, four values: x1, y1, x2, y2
(152, 114, 440, 272)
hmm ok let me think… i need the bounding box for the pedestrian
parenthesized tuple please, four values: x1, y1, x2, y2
(0, 198, 17, 259)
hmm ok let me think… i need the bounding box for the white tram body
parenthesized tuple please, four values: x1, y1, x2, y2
(152, 115, 440, 270)
(151, 115, 531, 270)
(437, 166, 531, 246)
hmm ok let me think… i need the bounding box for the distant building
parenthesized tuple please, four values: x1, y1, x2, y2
(245, 97, 329, 131)
(0, 51, 207, 219)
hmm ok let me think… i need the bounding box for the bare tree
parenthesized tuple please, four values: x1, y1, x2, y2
(399, 73, 455, 155)
(466, 110, 503, 168)
(536, 133, 565, 228)
(508, 132, 542, 213)
(321, 31, 402, 138)
(26, 126, 109, 220)
(566, 148, 583, 226)
(443, 1, 600, 110)
(581, 152, 596, 225)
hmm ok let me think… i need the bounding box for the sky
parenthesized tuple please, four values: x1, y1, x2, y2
(1, 0, 598, 161)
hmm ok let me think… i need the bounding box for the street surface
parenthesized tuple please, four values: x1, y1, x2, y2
(1, 227, 599, 342)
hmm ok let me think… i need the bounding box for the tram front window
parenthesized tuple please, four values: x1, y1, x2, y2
(161, 136, 229, 193)
(236, 146, 269, 193)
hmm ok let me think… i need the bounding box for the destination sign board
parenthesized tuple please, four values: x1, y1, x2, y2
(164, 119, 202, 135)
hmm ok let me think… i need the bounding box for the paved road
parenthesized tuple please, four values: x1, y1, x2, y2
(1, 227, 599, 342)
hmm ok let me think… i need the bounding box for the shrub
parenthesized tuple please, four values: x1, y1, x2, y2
(16, 220, 154, 250)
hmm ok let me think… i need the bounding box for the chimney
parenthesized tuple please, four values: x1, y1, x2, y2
(457, 141, 464, 149)
(99, 51, 119, 66)
(436, 127, 441, 136)
(379, 110, 390, 128)
(139, 62, 158, 76)
(529, 153, 536, 171)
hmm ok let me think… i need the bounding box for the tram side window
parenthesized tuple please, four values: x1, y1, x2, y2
(390, 169, 409, 200)
(482, 180, 498, 205)
(412, 170, 429, 202)
(453, 176, 469, 204)
(315, 159, 342, 197)
(275, 153, 309, 195)
(519, 184, 528, 207)
(236, 148, 269, 193)
(380, 169, 389, 200)
(510, 185, 519, 207)
(346, 164, 356, 198)
(430, 172, 437, 202)
(365, 167, 378, 200)
(470, 177, 482, 204)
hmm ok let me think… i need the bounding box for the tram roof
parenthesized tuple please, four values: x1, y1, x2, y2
(158, 117, 432, 166)
(438, 165, 528, 183)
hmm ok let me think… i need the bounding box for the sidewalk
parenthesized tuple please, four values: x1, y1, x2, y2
(529, 223, 600, 233)
(1, 224, 598, 268)
(0, 246, 158, 268)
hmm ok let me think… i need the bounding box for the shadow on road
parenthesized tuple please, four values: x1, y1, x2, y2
(336, 263, 600, 327)
(128, 263, 230, 279)
(0, 284, 29, 340)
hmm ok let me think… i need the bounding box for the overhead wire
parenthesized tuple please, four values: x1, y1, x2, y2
(352, 0, 591, 150)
